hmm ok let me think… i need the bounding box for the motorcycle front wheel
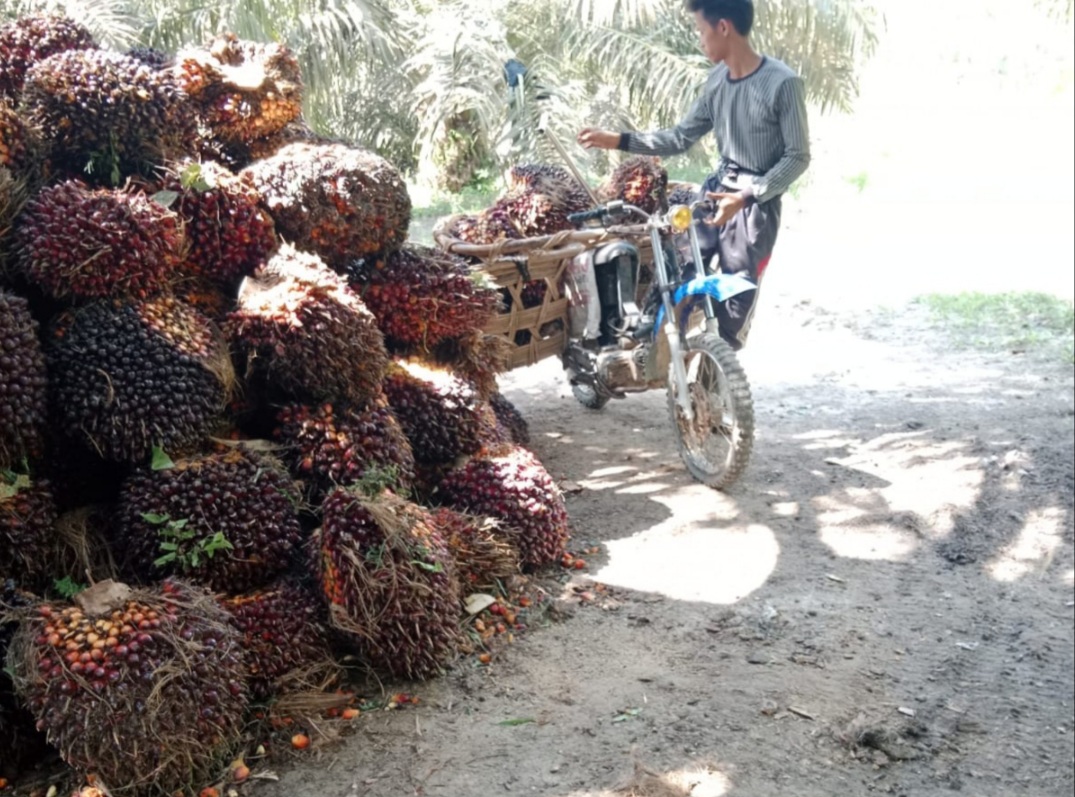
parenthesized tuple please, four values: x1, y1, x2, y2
(666, 332, 754, 490)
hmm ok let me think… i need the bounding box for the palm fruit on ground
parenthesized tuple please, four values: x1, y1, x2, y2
(0, 291, 47, 469)
(22, 49, 194, 182)
(46, 296, 234, 463)
(598, 155, 669, 214)
(228, 245, 388, 404)
(436, 446, 569, 570)
(8, 579, 248, 796)
(346, 244, 500, 353)
(488, 391, 530, 446)
(1, 579, 52, 782)
(14, 180, 183, 301)
(164, 160, 277, 284)
(0, 15, 96, 101)
(427, 331, 512, 401)
(118, 448, 303, 594)
(382, 361, 487, 466)
(219, 580, 336, 700)
(313, 488, 461, 679)
(242, 141, 410, 268)
(429, 507, 519, 590)
(507, 163, 592, 214)
(175, 33, 303, 147)
(0, 473, 57, 590)
(274, 397, 415, 498)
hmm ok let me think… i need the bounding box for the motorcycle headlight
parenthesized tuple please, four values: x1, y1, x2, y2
(668, 204, 693, 233)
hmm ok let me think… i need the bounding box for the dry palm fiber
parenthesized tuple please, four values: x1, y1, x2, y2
(429, 507, 519, 589)
(163, 159, 277, 284)
(345, 243, 500, 353)
(22, 49, 195, 182)
(382, 360, 488, 466)
(436, 445, 569, 570)
(598, 155, 669, 214)
(14, 180, 183, 301)
(274, 396, 415, 498)
(0, 290, 47, 468)
(218, 580, 337, 700)
(228, 245, 388, 404)
(117, 448, 304, 594)
(0, 14, 96, 101)
(427, 330, 512, 401)
(174, 33, 303, 146)
(312, 488, 461, 680)
(242, 141, 410, 267)
(8, 579, 248, 796)
(45, 296, 234, 463)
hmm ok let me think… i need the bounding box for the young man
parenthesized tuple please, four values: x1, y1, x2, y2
(577, 0, 810, 349)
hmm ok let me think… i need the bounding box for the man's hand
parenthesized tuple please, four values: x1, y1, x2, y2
(704, 191, 747, 227)
(577, 128, 619, 150)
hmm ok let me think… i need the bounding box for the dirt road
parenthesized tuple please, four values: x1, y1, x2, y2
(259, 289, 1074, 797)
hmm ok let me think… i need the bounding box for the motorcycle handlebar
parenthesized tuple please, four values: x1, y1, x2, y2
(566, 207, 607, 226)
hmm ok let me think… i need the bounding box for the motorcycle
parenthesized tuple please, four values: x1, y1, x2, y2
(559, 198, 757, 490)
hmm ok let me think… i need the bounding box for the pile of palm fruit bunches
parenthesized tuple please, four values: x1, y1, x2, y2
(0, 13, 662, 797)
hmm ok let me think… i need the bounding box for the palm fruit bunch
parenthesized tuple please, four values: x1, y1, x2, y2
(346, 244, 500, 353)
(493, 190, 571, 238)
(442, 206, 521, 245)
(117, 449, 303, 593)
(0, 291, 47, 468)
(382, 361, 487, 466)
(488, 391, 530, 446)
(0, 102, 29, 173)
(46, 296, 234, 463)
(430, 507, 519, 590)
(165, 160, 277, 284)
(436, 446, 569, 570)
(507, 163, 592, 214)
(218, 580, 334, 700)
(7, 579, 248, 795)
(125, 45, 172, 69)
(427, 331, 512, 401)
(174, 277, 237, 326)
(175, 34, 303, 148)
(0, 473, 57, 589)
(312, 488, 461, 679)
(21, 49, 195, 181)
(0, 15, 96, 100)
(1, 579, 51, 782)
(228, 245, 388, 403)
(14, 180, 183, 301)
(242, 142, 411, 268)
(274, 397, 415, 497)
(598, 155, 668, 214)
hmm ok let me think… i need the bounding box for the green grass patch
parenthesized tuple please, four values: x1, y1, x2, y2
(914, 291, 1075, 362)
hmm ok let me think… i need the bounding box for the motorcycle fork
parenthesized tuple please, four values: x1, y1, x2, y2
(651, 227, 694, 422)
(686, 218, 721, 336)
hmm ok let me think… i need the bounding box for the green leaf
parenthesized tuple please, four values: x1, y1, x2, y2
(171, 518, 189, 530)
(141, 512, 170, 525)
(179, 162, 213, 191)
(158, 541, 179, 551)
(154, 552, 177, 567)
(412, 559, 445, 574)
(150, 189, 179, 209)
(54, 577, 88, 599)
(150, 445, 175, 471)
(497, 717, 536, 726)
(202, 532, 233, 557)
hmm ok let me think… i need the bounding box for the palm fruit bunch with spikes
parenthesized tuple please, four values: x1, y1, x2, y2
(118, 449, 303, 594)
(436, 446, 569, 570)
(598, 155, 669, 214)
(488, 392, 530, 446)
(175, 34, 303, 148)
(22, 50, 194, 181)
(667, 182, 699, 207)
(219, 580, 336, 700)
(428, 331, 512, 401)
(442, 206, 520, 245)
(165, 160, 276, 284)
(493, 190, 571, 238)
(228, 245, 388, 403)
(1, 579, 51, 782)
(14, 180, 183, 301)
(125, 45, 171, 69)
(274, 397, 415, 497)
(0, 473, 58, 590)
(0, 15, 96, 101)
(46, 296, 234, 463)
(313, 489, 461, 679)
(382, 361, 487, 466)
(346, 244, 500, 353)
(0, 291, 47, 468)
(0, 102, 29, 173)
(8, 579, 248, 795)
(430, 507, 519, 589)
(242, 142, 410, 268)
(507, 163, 592, 214)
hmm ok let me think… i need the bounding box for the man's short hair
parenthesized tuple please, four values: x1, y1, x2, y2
(687, 0, 754, 36)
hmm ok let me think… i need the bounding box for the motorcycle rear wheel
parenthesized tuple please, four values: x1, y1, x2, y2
(667, 332, 754, 490)
(572, 382, 610, 410)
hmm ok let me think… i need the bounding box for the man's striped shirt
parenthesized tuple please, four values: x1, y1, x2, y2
(620, 56, 810, 204)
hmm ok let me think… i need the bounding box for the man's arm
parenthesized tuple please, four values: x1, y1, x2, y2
(741, 77, 810, 204)
(618, 92, 713, 157)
